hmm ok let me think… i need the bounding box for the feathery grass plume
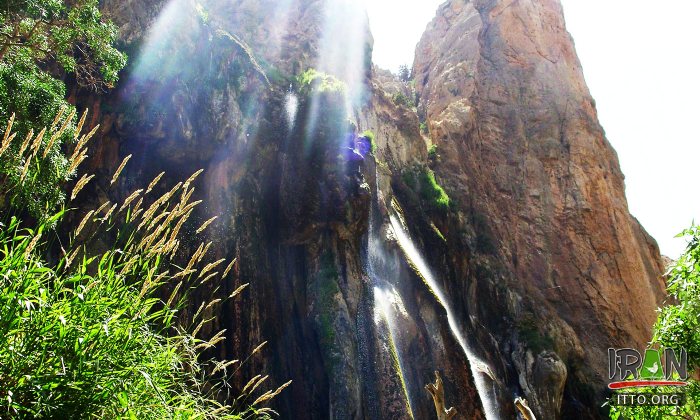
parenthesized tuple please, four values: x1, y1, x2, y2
(2, 113, 14, 143)
(68, 149, 88, 174)
(0, 132, 16, 155)
(73, 124, 99, 156)
(75, 210, 95, 237)
(177, 199, 203, 217)
(99, 203, 118, 223)
(74, 110, 88, 140)
(71, 174, 95, 200)
(19, 157, 31, 182)
(200, 272, 219, 285)
(141, 182, 182, 224)
(166, 281, 184, 308)
(212, 359, 240, 375)
(146, 171, 165, 194)
(200, 241, 213, 263)
(199, 259, 226, 279)
(222, 258, 237, 278)
(192, 316, 215, 338)
(228, 283, 249, 299)
(250, 341, 268, 357)
(179, 187, 195, 208)
(1, 122, 287, 417)
(193, 300, 207, 321)
(30, 127, 47, 156)
(23, 232, 41, 258)
(245, 375, 270, 398)
(17, 128, 34, 156)
(119, 189, 143, 212)
(253, 381, 292, 406)
(40, 108, 75, 155)
(50, 106, 66, 129)
(110, 154, 132, 185)
(94, 200, 111, 215)
(205, 298, 222, 311)
(242, 375, 263, 395)
(196, 216, 218, 234)
(167, 209, 193, 244)
(183, 168, 204, 190)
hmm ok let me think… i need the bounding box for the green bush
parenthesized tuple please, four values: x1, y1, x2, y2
(608, 226, 700, 419)
(0, 0, 127, 222)
(402, 167, 450, 212)
(392, 91, 413, 108)
(361, 130, 377, 154)
(428, 144, 437, 160)
(398, 65, 411, 83)
(419, 168, 450, 211)
(298, 69, 346, 94)
(420, 122, 429, 135)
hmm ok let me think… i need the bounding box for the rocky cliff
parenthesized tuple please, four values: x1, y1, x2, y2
(66, 0, 665, 418)
(414, 0, 666, 417)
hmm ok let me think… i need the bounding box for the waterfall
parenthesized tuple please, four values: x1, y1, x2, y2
(388, 214, 500, 420)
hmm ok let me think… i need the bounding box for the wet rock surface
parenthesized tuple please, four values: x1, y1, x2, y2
(66, 0, 666, 419)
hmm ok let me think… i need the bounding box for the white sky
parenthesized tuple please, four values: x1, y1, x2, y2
(367, 0, 700, 258)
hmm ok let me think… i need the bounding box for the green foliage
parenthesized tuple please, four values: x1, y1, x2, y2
(298, 69, 346, 94)
(402, 167, 450, 212)
(609, 226, 700, 419)
(398, 64, 411, 83)
(392, 91, 413, 108)
(420, 122, 428, 135)
(0, 0, 126, 221)
(517, 315, 554, 354)
(0, 67, 77, 222)
(419, 168, 450, 211)
(315, 252, 341, 374)
(654, 225, 700, 364)
(0, 116, 285, 419)
(361, 130, 377, 154)
(427, 144, 437, 160)
(0, 0, 127, 88)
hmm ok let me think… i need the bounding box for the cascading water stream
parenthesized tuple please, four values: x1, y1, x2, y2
(388, 214, 500, 420)
(365, 168, 416, 418)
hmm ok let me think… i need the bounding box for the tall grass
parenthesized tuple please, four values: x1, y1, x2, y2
(0, 113, 288, 418)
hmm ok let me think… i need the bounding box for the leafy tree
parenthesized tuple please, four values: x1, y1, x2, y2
(398, 64, 411, 83)
(0, 0, 126, 221)
(654, 225, 700, 363)
(609, 226, 700, 419)
(0, 0, 126, 89)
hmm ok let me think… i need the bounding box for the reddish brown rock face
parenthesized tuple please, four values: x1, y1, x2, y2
(415, 0, 666, 416)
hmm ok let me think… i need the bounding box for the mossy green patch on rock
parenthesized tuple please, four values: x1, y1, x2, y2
(313, 252, 343, 374)
(517, 314, 555, 354)
(401, 166, 450, 212)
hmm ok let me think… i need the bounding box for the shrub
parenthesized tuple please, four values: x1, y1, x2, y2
(402, 167, 450, 212)
(420, 122, 429, 135)
(419, 168, 450, 211)
(428, 144, 437, 160)
(0, 115, 287, 418)
(361, 130, 377, 154)
(392, 91, 414, 108)
(398, 65, 411, 83)
(608, 225, 700, 419)
(298, 69, 346, 94)
(0, 0, 127, 221)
